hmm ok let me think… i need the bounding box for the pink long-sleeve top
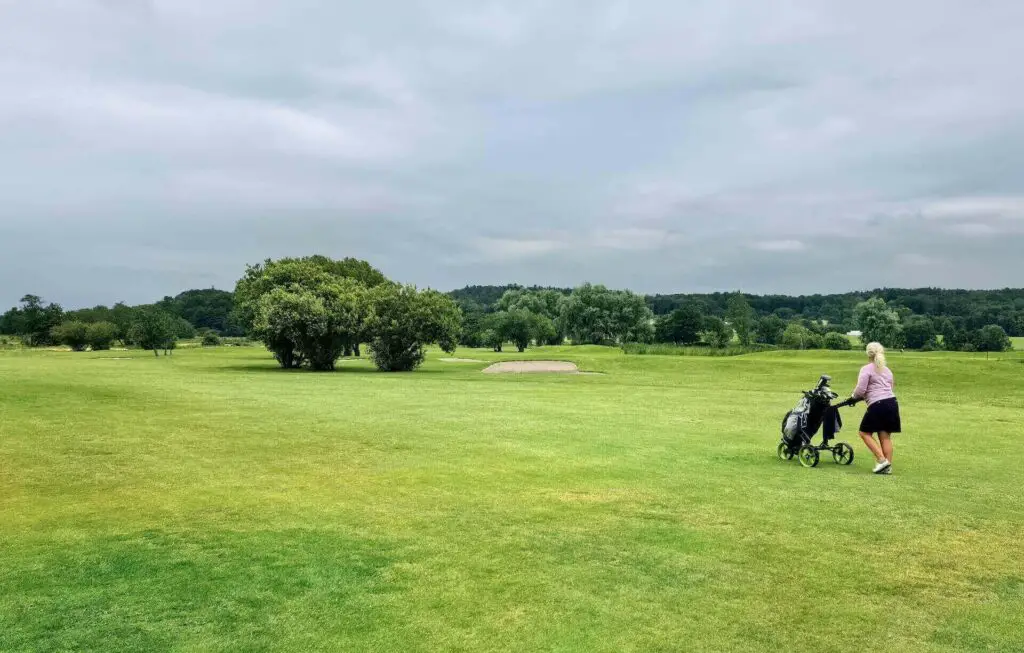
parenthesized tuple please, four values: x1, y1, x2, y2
(853, 364, 895, 405)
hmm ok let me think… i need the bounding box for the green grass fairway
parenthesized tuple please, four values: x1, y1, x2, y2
(1012, 336, 1023, 351)
(2, 347, 1023, 652)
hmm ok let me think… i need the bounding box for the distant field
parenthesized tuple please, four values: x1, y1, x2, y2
(1012, 336, 1024, 350)
(2, 346, 1022, 652)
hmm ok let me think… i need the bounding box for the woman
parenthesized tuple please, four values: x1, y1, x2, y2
(852, 342, 901, 474)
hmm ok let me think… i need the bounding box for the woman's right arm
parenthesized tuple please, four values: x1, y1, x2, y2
(852, 367, 870, 399)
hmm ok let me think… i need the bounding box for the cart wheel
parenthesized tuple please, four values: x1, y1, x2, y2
(832, 442, 855, 465)
(777, 442, 795, 461)
(798, 445, 820, 468)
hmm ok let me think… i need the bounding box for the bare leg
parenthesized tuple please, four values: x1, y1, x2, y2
(859, 431, 885, 462)
(879, 432, 893, 464)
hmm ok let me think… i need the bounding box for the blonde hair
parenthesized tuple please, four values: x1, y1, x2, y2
(866, 342, 887, 370)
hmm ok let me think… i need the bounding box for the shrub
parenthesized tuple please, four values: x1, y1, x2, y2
(781, 323, 814, 349)
(823, 332, 852, 350)
(52, 321, 90, 351)
(202, 332, 222, 347)
(86, 322, 118, 351)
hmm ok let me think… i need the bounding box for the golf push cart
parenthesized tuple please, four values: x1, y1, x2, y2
(777, 374, 861, 468)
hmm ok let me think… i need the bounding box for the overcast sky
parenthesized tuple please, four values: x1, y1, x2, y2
(2, 1, 1023, 308)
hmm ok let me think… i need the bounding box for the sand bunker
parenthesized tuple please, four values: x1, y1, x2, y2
(440, 357, 486, 363)
(483, 360, 580, 374)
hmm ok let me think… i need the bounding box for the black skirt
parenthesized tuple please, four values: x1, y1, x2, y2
(860, 397, 902, 434)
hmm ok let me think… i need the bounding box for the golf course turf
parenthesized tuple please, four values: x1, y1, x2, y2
(2, 346, 1022, 652)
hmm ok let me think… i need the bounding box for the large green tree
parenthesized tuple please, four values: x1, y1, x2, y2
(497, 289, 566, 344)
(559, 283, 654, 345)
(755, 314, 787, 345)
(974, 325, 1012, 352)
(364, 285, 461, 372)
(492, 308, 557, 352)
(655, 303, 704, 345)
(253, 279, 367, 371)
(854, 297, 905, 348)
(903, 315, 937, 350)
(235, 256, 387, 365)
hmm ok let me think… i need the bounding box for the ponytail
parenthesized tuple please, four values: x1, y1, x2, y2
(866, 342, 886, 370)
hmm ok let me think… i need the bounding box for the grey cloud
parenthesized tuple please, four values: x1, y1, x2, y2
(2, 0, 1023, 308)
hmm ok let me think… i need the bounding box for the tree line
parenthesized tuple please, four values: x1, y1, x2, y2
(453, 286, 1015, 353)
(2, 266, 1018, 362)
(455, 285, 1024, 337)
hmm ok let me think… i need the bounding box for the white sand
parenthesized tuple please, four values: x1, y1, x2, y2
(482, 361, 580, 374)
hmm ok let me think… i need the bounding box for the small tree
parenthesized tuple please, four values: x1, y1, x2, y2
(458, 307, 486, 348)
(726, 292, 755, 346)
(700, 316, 733, 348)
(531, 313, 558, 347)
(365, 285, 461, 371)
(128, 308, 176, 356)
(975, 325, 1012, 352)
(52, 321, 90, 351)
(86, 322, 118, 351)
(823, 332, 853, 350)
(499, 309, 535, 352)
(854, 297, 905, 348)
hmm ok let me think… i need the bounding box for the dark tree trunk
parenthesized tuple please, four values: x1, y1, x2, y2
(354, 343, 361, 357)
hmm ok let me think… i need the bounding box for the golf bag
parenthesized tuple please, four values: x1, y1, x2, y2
(781, 375, 843, 447)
